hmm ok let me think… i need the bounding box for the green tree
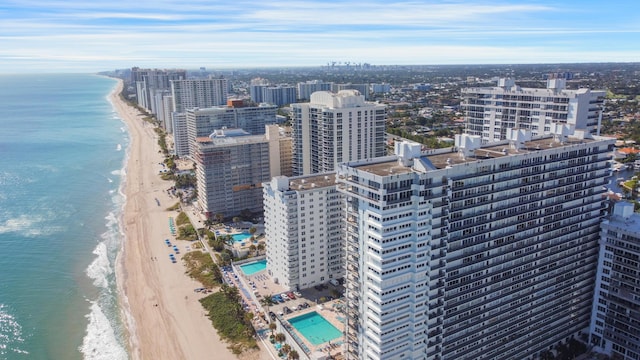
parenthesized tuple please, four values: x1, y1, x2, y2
(249, 226, 257, 236)
(275, 333, 286, 343)
(268, 322, 277, 336)
(288, 350, 300, 360)
(249, 244, 257, 256)
(257, 242, 265, 255)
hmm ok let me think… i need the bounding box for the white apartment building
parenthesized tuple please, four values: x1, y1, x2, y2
(263, 173, 343, 290)
(462, 78, 605, 143)
(172, 112, 189, 157)
(336, 129, 614, 360)
(262, 86, 297, 107)
(182, 103, 278, 159)
(194, 125, 284, 218)
(297, 80, 333, 100)
(590, 201, 640, 360)
(132, 68, 186, 114)
(292, 90, 386, 176)
(170, 77, 228, 112)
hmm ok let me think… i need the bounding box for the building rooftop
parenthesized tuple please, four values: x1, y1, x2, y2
(605, 202, 640, 234)
(352, 134, 608, 176)
(288, 173, 336, 191)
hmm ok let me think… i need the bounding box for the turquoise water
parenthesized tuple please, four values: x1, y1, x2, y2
(231, 232, 251, 242)
(289, 311, 342, 345)
(239, 259, 267, 275)
(0, 74, 128, 359)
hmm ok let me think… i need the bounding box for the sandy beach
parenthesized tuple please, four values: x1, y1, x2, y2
(110, 78, 243, 360)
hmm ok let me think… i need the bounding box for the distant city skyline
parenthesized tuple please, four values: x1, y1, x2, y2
(2, 0, 640, 73)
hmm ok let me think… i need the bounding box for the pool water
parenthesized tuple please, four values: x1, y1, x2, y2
(231, 232, 252, 242)
(239, 259, 267, 275)
(289, 311, 342, 345)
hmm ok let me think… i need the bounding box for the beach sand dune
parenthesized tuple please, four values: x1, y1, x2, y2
(110, 79, 245, 360)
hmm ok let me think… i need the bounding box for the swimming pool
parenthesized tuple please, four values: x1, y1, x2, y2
(239, 259, 267, 275)
(231, 232, 252, 242)
(289, 311, 342, 345)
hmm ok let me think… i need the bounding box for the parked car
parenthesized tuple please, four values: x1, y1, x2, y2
(269, 311, 276, 320)
(281, 293, 290, 300)
(301, 302, 310, 309)
(293, 291, 302, 297)
(283, 306, 292, 314)
(286, 292, 296, 300)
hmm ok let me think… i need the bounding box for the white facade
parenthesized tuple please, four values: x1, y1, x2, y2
(262, 86, 297, 107)
(171, 112, 189, 157)
(183, 104, 278, 159)
(297, 80, 333, 100)
(590, 202, 640, 359)
(336, 131, 614, 360)
(170, 77, 228, 112)
(292, 90, 386, 176)
(462, 78, 605, 143)
(263, 173, 343, 290)
(132, 68, 186, 114)
(162, 95, 174, 133)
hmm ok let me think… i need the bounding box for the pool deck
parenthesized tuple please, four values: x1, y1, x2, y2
(283, 303, 346, 356)
(227, 259, 347, 359)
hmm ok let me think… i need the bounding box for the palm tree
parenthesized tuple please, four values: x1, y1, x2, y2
(232, 216, 241, 225)
(249, 226, 257, 236)
(269, 322, 277, 337)
(223, 234, 234, 246)
(257, 242, 265, 255)
(281, 344, 291, 354)
(288, 350, 299, 360)
(275, 333, 286, 344)
(260, 294, 275, 319)
(249, 244, 257, 256)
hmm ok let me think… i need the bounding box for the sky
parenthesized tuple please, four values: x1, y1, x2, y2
(1, 0, 639, 73)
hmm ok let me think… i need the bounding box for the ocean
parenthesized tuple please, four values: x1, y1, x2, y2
(0, 74, 129, 359)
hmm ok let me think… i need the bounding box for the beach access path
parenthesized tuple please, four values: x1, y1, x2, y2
(111, 78, 254, 360)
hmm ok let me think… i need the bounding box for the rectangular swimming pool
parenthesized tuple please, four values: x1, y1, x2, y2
(231, 232, 252, 242)
(288, 311, 342, 345)
(239, 259, 267, 275)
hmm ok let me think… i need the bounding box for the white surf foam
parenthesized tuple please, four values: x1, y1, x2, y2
(110, 170, 121, 176)
(116, 144, 122, 152)
(86, 241, 112, 289)
(79, 301, 127, 360)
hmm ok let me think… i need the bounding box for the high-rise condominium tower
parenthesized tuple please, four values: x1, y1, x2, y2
(336, 128, 614, 360)
(194, 125, 286, 218)
(291, 90, 386, 176)
(589, 201, 640, 360)
(170, 77, 228, 112)
(263, 173, 343, 291)
(462, 78, 605, 143)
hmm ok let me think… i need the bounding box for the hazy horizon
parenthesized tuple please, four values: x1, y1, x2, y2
(2, 0, 640, 73)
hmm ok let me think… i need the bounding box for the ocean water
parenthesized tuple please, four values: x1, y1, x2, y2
(0, 74, 129, 359)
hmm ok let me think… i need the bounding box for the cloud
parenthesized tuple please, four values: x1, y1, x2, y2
(0, 0, 638, 72)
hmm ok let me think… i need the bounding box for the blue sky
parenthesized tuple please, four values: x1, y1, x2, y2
(1, 0, 639, 72)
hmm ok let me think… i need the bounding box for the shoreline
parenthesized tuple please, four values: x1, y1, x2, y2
(109, 78, 240, 360)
